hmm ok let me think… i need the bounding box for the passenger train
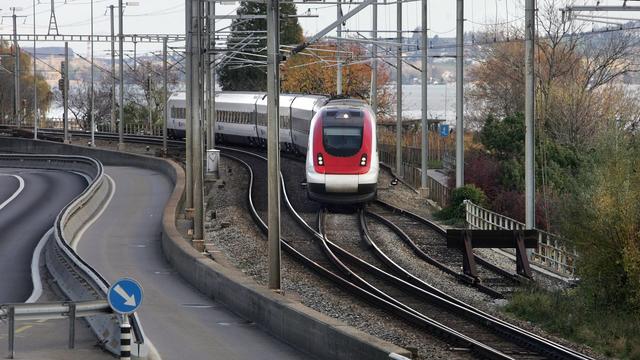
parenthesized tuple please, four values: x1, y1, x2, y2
(167, 92, 378, 204)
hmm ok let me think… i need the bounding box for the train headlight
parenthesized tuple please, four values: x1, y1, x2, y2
(317, 153, 324, 166)
(360, 153, 367, 166)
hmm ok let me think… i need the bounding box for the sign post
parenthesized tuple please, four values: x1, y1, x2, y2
(108, 278, 143, 360)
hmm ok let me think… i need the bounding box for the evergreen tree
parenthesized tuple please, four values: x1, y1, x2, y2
(218, 2, 303, 91)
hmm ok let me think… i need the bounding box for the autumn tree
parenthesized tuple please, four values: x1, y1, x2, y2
(281, 42, 393, 118)
(468, 0, 640, 151)
(0, 41, 52, 124)
(66, 80, 113, 130)
(218, 1, 303, 91)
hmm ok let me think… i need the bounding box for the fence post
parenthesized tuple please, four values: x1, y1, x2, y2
(68, 303, 76, 349)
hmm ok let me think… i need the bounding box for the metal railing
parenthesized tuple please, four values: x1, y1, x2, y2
(0, 154, 145, 356)
(464, 200, 577, 277)
(0, 300, 111, 359)
(379, 149, 451, 207)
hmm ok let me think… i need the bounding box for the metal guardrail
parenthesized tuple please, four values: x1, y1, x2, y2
(0, 301, 111, 358)
(464, 200, 577, 277)
(0, 154, 145, 356)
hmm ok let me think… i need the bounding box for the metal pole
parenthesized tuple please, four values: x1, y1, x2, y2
(13, 14, 21, 128)
(191, 0, 204, 242)
(33, 0, 38, 139)
(64, 42, 69, 143)
(8, 306, 15, 359)
(420, 0, 428, 189)
(90, 0, 95, 146)
(147, 70, 151, 134)
(210, 0, 216, 149)
(163, 37, 168, 154)
(395, 0, 402, 176)
(525, 0, 536, 229)
(455, 0, 464, 188)
(370, 1, 377, 113)
(120, 315, 131, 360)
(336, 0, 342, 95)
(118, 0, 125, 150)
(185, 0, 193, 210)
(68, 303, 76, 349)
(207, 0, 215, 150)
(267, 0, 281, 290)
(110, 5, 116, 133)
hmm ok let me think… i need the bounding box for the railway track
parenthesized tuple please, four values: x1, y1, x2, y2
(218, 145, 593, 360)
(366, 200, 523, 298)
(7, 130, 593, 359)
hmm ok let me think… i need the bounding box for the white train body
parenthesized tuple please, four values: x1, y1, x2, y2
(166, 92, 379, 203)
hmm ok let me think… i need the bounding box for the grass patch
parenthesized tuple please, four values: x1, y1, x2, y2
(505, 287, 640, 359)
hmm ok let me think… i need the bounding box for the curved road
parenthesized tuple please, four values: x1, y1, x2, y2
(0, 168, 86, 303)
(78, 166, 307, 360)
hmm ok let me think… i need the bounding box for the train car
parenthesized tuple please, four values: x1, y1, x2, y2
(214, 92, 263, 145)
(255, 93, 301, 151)
(305, 99, 378, 204)
(167, 92, 187, 139)
(290, 95, 328, 154)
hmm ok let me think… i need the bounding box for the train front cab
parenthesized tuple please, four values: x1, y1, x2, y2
(306, 104, 378, 204)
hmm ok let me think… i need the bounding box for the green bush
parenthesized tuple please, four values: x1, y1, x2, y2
(435, 184, 487, 221)
(506, 287, 640, 359)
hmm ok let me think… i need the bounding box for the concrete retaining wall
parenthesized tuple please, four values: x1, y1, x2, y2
(0, 138, 411, 360)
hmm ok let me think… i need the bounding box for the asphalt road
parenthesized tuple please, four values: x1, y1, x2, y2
(0, 168, 86, 303)
(77, 166, 307, 360)
(0, 174, 21, 208)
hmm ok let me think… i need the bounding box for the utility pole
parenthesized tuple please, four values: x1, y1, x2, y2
(33, 0, 38, 139)
(396, 0, 402, 176)
(525, 0, 536, 229)
(12, 12, 21, 128)
(455, 0, 464, 188)
(267, 0, 281, 290)
(110, 5, 116, 133)
(118, 0, 125, 150)
(63, 42, 69, 143)
(370, 1, 377, 114)
(336, 0, 342, 95)
(163, 36, 168, 154)
(420, 0, 428, 189)
(207, 0, 216, 150)
(185, 0, 193, 212)
(188, 0, 204, 247)
(90, 0, 95, 146)
(147, 70, 152, 134)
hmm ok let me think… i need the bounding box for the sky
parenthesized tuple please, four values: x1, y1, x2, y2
(0, 0, 633, 57)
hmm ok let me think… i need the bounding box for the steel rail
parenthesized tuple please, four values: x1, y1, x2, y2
(4, 133, 592, 360)
(216, 146, 594, 360)
(373, 200, 526, 283)
(220, 149, 512, 359)
(364, 207, 508, 298)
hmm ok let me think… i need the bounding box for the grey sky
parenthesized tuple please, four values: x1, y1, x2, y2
(0, 0, 630, 57)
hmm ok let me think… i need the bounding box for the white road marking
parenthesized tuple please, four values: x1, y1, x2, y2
(26, 228, 54, 303)
(0, 174, 25, 211)
(70, 174, 116, 250)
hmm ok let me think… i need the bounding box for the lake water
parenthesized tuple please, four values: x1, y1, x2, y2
(400, 83, 457, 123)
(47, 84, 458, 121)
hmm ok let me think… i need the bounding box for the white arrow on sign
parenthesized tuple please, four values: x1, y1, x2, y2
(114, 284, 137, 306)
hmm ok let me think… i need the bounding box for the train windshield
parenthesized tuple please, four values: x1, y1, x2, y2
(323, 127, 363, 157)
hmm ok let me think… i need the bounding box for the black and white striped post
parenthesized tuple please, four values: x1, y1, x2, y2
(120, 315, 132, 360)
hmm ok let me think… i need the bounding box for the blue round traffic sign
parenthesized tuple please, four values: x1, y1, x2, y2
(107, 278, 143, 314)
